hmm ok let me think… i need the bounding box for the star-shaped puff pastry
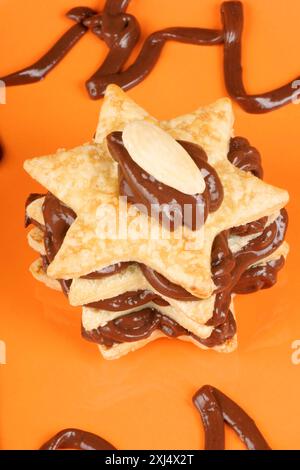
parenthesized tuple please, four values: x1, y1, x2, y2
(24, 85, 288, 298)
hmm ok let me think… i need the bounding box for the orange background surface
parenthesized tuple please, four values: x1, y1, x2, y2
(0, 0, 299, 450)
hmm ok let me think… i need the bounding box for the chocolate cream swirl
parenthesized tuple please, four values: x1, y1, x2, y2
(106, 131, 224, 231)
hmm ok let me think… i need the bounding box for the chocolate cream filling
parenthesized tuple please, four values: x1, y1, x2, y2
(82, 307, 236, 349)
(25, 136, 287, 346)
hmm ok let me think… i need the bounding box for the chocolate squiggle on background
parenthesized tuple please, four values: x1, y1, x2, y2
(40, 428, 116, 450)
(193, 385, 271, 450)
(221, 2, 300, 114)
(0, 143, 4, 162)
(40, 386, 272, 451)
(0, 7, 96, 86)
(1, 1, 299, 113)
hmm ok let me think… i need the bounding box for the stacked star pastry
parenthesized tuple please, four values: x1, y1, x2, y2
(24, 85, 289, 359)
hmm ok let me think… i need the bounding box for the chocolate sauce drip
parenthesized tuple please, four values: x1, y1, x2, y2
(107, 132, 223, 231)
(206, 290, 231, 327)
(42, 193, 76, 263)
(40, 428, 116, 450)
(82, 307, 236, 348)
(207, 231, 241, 326)
(194, 310, 236, 348)
(231, 209, 288, 284)
(221, 1, 300, 114)
(25, 193, 45, 228)
(0, 142, 4, 162)
(193, 385, 271, 450)
(211, 231, 235, 292)
(0, 8, 96, 86)
(234, 256, 285, 295)
(86, 289, 169, 310)
(207, 210, 287, 327)
(228, 137, 263, 179)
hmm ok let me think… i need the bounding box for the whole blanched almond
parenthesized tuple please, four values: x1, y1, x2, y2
(122, 121, 205, 195)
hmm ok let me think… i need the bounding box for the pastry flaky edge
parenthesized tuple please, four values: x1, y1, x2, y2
(24, 85, 289, 300)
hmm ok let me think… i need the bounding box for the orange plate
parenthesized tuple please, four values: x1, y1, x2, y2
(0, 0, 299, 450)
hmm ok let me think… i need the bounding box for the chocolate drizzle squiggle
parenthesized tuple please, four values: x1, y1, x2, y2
(39, 384, 272, 451)
(221, 1, 300, 114)
(193, 385, 271, 450)
(0, 8, 96, 86)
(2, 1, 299, 113)
(40, 428, 116, 450)
(88, 26, 224, 99)
(83, 2, 141, 99)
